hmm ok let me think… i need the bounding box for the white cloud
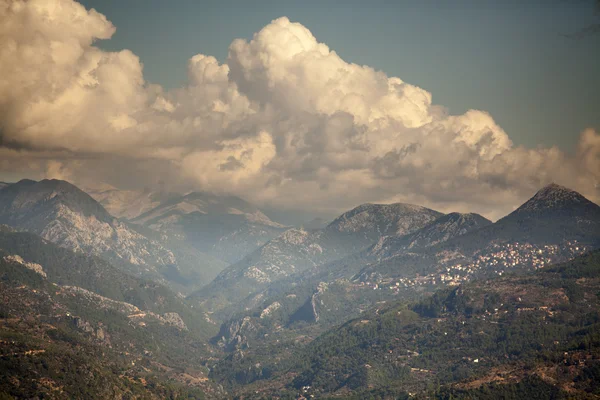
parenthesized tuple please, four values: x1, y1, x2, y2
(0, 4, 598, 219)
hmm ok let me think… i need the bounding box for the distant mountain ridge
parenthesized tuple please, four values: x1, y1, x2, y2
(132, 191, 284, 228)
(130, 191, 287, 264)
(85, 186, 180, 220)
(443, 183, 600, 254)
(326, 203, 443, 238)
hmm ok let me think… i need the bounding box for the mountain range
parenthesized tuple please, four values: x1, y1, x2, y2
(201, 184, 600, 362)
(0, 179, 292, 294)
(0, 179, 599, 399)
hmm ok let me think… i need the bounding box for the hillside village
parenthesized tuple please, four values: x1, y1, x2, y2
(360, 240, 590, 292)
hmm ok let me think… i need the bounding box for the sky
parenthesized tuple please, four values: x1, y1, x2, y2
(0, 0, 599, 221)
(78, 0, 600, 153)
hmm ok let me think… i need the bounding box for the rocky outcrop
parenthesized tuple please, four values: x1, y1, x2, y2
(71, 316, 111, 345)
(260, 302, 281, 319)
(215, 316, 259, 352)
(163, 312, 188, 331)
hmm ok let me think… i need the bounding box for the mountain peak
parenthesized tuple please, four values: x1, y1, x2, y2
(516, 183, 594, 213)
(497, 183, 600, 225)
(0, 179, 113, 223)
(326, 202, 443, 237)
(536, 182, 578, 197)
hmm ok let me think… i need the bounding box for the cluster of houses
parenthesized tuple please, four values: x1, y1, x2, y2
(359, 240, 589, 292)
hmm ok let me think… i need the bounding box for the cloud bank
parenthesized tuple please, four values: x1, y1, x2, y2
(0, 0, 598, 219)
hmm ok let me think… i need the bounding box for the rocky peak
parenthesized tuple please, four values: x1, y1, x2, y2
(505, 183, 599, 219)
(524, 183, 586, 209)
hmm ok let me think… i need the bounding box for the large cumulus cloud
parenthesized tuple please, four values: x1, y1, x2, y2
(0, 1, 598, 219)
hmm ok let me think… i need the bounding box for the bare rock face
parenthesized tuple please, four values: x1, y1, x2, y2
(289, 282, 328, 324)
(163, 312, 188, 331)
(260, 302, 281, 319)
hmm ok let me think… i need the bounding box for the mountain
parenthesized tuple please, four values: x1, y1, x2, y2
(0, 179, 224, 293)
(369, 212, 492, 259)
(208, 212, 492, 352)
(3, 180, 600, 399)
(508, 183, 600, 218)
(208, 185, 600, 372)
(131, 191, 287, 264)
(209, 250, 600, 398)
(326, 203, 444, 239)
(85, 185, 180, 220)
(0, 225, 216, 334)
(458, 183, 600, 250)
(0, 182, 9, 190)
(193, 203, 443, 314)
(356, 183, 600, 287)
(0, 228, 225, 398)
(0, 179, 114, 225)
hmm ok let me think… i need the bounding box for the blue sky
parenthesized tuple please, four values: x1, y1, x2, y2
(79, 0, 600, 153)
